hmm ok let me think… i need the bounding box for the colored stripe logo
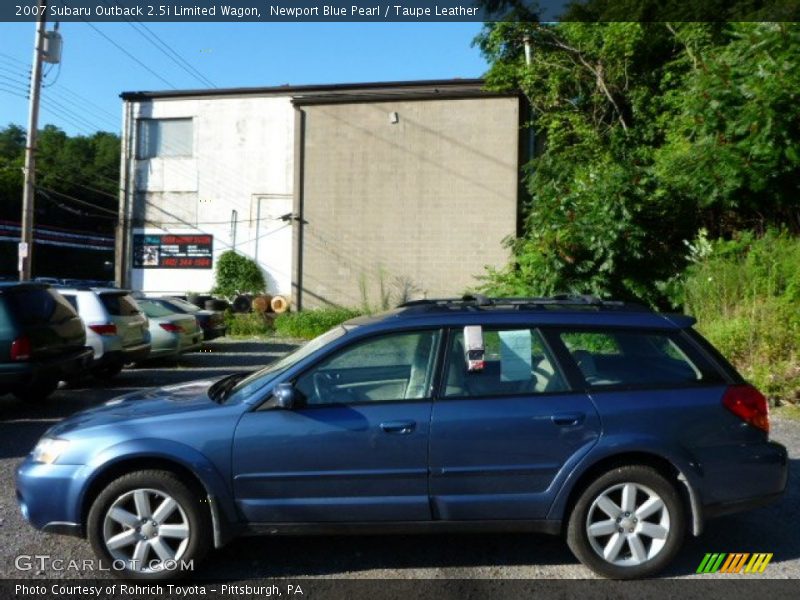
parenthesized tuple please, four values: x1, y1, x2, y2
(696, 553, 773, 574)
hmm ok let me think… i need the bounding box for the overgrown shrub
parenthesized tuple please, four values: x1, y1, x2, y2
(275, 308, 363, 340)
(213, 251, 266, 298)
(678, 230, 800, 405)
(224, 310, 273, 337)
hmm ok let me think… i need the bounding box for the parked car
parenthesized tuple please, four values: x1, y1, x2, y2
(146, 296, 227, 341)
(57, 288, 150, 379)
(0, 283, 92, 400)
(136, 299, 203, 360)
(16, 296, 788, 579)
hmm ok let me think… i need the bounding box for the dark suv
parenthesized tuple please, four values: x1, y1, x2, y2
(16, 296, 787, 579)
(1, 283, 93, 401)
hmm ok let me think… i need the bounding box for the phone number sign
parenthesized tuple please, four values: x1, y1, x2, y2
(133, 234, 213, 269)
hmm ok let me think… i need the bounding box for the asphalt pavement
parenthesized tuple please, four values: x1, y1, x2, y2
(1, 338, 797, 580)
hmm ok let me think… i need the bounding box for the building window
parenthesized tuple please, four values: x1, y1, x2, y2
(137, 118, 193, 158)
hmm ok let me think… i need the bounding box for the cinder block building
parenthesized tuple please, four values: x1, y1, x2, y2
(118, 79, 527, 308)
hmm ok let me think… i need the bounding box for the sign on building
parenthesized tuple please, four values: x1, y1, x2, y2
(133, 233, 213, 269)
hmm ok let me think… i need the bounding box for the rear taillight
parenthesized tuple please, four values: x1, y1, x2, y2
(160, 323, 183, 333)
(10, 336, 31, 361)
(89, 324, 117, 336)
(722, 384, 769, 433)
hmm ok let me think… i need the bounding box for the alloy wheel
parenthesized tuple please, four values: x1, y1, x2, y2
(102, 487, 190, 572)
(585, 482, 671, 567)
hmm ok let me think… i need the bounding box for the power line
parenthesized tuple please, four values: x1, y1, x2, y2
(0, 87, 28, 101)
(0, 64, 30, 80)
(40, 94, 112, 132)
(99, 0, 215, 89)
(132, 21, 216, 88)
(0, 72, 114, 135)
(42, 91, 118, 130)
(57, 85, 120, 123)
(36, 184, 119, 216)
(0, 51, 29, 66)
(82, 21, 177, 90)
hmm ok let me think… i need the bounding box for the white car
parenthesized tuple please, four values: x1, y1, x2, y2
(58, 288, 151, 379)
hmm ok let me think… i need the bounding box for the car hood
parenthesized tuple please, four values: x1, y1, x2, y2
(46, 379, 220, 437)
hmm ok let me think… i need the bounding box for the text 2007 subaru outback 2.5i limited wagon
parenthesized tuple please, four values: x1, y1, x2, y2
(16, 296, 788, 579)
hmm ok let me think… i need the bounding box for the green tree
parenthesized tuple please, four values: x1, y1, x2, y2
(475, 21, 800, 305)
(213, 250, 266, 297)
(0, 123, 120, 277)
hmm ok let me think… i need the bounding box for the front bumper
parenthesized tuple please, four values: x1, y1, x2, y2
(16, 457, 86, 535)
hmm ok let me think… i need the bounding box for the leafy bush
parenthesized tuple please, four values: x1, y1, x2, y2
(213, 251, 266, 298)
(275, 308, 364, 340)
(678, 230, 800, 405)
(223, 311, 273, 337)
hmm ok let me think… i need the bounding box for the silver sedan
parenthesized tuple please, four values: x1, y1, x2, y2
(137, 299, 203, 360)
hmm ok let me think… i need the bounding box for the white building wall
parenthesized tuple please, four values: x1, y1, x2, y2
(130, 95, 295, 296)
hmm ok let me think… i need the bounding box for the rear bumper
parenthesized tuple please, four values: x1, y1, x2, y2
(704, 491, 785, 520)
(700, 440, 789, 519)
(0, 347, 93, 389)
(122, 342, 150, 364)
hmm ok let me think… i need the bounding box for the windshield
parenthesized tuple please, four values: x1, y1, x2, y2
(221, 326, 349, 403)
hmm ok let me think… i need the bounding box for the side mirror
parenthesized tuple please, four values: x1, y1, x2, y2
(272, 383, 296, 409)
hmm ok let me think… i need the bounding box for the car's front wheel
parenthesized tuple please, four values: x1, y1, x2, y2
(566, 465, 686, 579)
(87, 470, 211, 580)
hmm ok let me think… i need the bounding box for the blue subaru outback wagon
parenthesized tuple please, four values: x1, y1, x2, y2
(16, 296, 788, 579)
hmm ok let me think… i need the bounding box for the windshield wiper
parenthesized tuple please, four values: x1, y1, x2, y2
(208, 373, 247, 403)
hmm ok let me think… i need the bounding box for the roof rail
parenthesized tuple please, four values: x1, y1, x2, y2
(398, 294, 651, 312)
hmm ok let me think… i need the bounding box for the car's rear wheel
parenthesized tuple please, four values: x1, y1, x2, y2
(87, 470, 211, 580)
(566, 465, 685, 579)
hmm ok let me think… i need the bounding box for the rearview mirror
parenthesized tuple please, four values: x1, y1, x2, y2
(272, 383, 296, 409)
(464, 325, 485, 372)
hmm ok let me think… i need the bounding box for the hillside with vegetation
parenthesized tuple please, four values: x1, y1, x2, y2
(474, 20, 799, 403)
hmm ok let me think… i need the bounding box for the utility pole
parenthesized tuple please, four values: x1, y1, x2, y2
(19, 0, 48, 281)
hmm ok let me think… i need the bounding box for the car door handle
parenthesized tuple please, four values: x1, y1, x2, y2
(551, 413, 585, 427)
(380, 421, 416, 434)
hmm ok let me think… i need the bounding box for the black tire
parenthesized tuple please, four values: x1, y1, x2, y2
(566, 465, 686, 579)
(13, 377, 58, 402)
(87, 470, 212, 580)
(232, 294, 253, 313)
(92, 362, 124, 380)
(205, 299, 228, 311)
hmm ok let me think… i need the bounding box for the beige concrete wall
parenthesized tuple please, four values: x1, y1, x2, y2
(299, 96, 519, 308)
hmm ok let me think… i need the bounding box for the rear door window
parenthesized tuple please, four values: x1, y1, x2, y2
(5, 288, 78, 326)
(557, 330, 714, 388)
(443, 328, 568, 398)
(99, 293, 141, 317)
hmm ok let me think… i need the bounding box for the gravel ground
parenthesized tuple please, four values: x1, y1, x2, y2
(1, 337, 797, 580)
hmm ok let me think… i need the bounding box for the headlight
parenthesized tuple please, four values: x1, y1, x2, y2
(31, 438, 70, 464)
